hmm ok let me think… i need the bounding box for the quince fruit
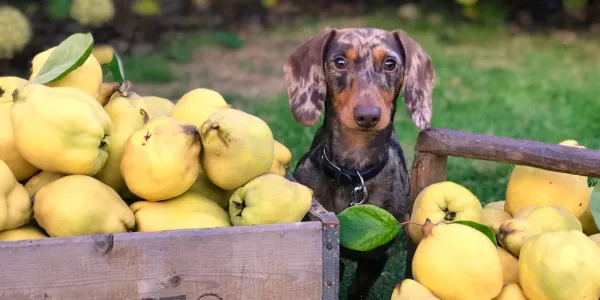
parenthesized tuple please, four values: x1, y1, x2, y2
(33, 175, 135, 237)
(518, 230, 600, 300)
(268, 140, 292, 176)
(505, 140, 593, 218)
(412, 220, 503, 300)
(0, 76, 28, 104)
(0, 77, 39, 181)
(390, 279, 439, 300)
(29, 46, 103, 99)
(94, 88, 149, 194)
(493, 283, 527, 300)
(187, 166, 229, 209)
(201, 108, 275, 190)
(11, 84, 111, 176)
(0, 224, 48, 241)
(95, 82, 120, 106)
(497, 246, 519, 285)
(130, 192, 231, 232)
(91, 44, 114, 65)
(0, 159, 32, 231)
(170, 88, 229, 128)
(408, 181, 483, 244)
(481, 208, 512, 236)
(121, 117, 201, 201)
(498, 205, 582, 257)
(142, 96, 174, 118)
(484, 200, 506, 212)
(579, 189, 599, 235)
(589, 233, 600, 248)
(24, 171, 65, 197)
(229, 174, 313, 226)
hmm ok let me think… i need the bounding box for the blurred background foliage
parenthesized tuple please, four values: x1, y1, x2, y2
(1, 0, 599, 76)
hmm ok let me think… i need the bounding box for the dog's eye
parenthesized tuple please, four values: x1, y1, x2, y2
(334, 57, 347, 69)
(384, 59, 397, 71)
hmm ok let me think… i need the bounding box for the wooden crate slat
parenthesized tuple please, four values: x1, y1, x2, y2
(415, 128, 600, 177)
(0, 222, 323, 300)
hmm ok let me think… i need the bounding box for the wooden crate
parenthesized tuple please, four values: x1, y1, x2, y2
(403, 127, 600, 278)
(0, 175, 340, 300)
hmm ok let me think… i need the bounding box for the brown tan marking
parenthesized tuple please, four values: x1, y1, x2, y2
(373, 47, 387, 64)
(345, 48, 358, 62)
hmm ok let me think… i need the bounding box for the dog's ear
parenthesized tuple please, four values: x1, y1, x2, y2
(393, 29, 435, 130)
(283, 28, 337, 126)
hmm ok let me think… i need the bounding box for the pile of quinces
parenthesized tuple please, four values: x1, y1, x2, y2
(0, 40, 313, 243)
(391, 140, 600, 300)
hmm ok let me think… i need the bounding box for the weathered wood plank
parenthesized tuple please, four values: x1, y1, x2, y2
(404, 151, 448, 280)
(0, 222, 323, 300)
(286, 173, 340, 300)
(415, 128, 600, 177)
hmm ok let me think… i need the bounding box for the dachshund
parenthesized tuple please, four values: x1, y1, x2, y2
(282, 27, 435, 300)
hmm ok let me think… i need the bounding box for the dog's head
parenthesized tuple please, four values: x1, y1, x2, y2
(283, 28, 435, 131)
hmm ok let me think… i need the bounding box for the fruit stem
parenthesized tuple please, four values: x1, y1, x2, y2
(399, 220, 428, 227)
(119, 80, 132, 96)
(207, 122, 230, 147)
(182, 124, 199, 135)
(232, 199, 246, 217)
(99, 134, 108, 148)
(140, 108, 150, 124)
(421, 218, 435, 238)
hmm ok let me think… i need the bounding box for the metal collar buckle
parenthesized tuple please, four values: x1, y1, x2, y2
(350, 171, 368, 206)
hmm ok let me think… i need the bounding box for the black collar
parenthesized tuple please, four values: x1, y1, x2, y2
(310, 146, 388, 186)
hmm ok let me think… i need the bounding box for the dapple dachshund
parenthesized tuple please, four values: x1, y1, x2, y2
(282, 27, 435, 299)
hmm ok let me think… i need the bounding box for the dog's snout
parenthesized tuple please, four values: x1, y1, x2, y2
(353, 105, 381, 128)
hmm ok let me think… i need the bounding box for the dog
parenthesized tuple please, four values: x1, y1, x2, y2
(282, 27, 435, 300)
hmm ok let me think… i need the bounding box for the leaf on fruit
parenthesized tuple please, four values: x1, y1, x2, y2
(451, 220, 498, 247)
(31, 33, 95, 85)
(338, 204, 401, 252)
(588, 177, 598, 188)
(106, 52, 125, 84)
(590, 189, 600, 231)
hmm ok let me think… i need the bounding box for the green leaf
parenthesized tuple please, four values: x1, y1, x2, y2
(106, 52, 125, 84)
(338, 204, 401, 252)
(590, 189, 600, 231)
(588, 177, 598, 188)
(451, 220, 498, 247)
(31, 33, 95, 85)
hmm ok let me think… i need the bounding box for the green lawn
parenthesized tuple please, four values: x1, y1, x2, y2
(226, 13, 600, 300)
(128, 8, 600, 299)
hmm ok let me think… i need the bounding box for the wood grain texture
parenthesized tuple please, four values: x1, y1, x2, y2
(286, 174, 340, 300)
(0, 223, 323, 300)
(404, 151, 448, 280)
(416, 127, 600, 177)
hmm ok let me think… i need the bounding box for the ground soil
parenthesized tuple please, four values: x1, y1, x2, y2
(132, 16, 366, 101)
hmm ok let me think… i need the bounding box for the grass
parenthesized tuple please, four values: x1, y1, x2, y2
(126, 6, 600, 299)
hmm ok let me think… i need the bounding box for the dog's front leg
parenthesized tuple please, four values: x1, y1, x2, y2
(342, 240, 393, 300)
(346, 252, 389, 300)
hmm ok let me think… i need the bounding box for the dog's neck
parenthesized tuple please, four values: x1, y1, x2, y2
(318, 110, 393, 171)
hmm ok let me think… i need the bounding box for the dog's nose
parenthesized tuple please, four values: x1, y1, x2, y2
(353, 105, 381, 128)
